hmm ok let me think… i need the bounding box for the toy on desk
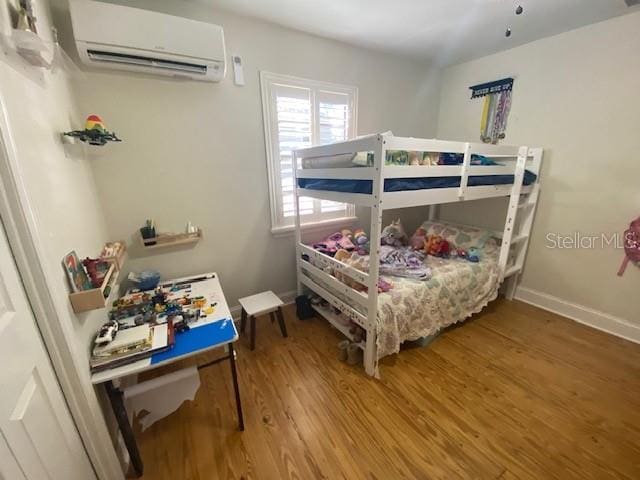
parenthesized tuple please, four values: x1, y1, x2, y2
(109, 292, 154, 321)
(63, 115, 122, 146)
(95, 320, 119, 346)
(192, 296, 207, 309)
(171, 309, 199, 333)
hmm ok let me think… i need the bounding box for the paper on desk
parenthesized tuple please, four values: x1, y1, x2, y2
(124, 367, 200, 431)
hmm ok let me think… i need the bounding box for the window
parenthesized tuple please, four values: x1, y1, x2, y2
(260, 72, 357, 233)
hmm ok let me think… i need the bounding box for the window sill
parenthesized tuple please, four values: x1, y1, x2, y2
(271, 216, 358, 238)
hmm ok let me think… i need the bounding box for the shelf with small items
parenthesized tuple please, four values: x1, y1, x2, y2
(68, 262, 117, 314)
(139, 230, 202, 250)
(64, 240, 128, 314)
(139, 219, 202, 251)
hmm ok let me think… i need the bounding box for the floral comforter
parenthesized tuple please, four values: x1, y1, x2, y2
(375, 250, 501, 359)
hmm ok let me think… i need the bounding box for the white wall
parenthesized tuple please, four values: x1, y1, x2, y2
(436, 12, 640, 328)
(55, 0, 440, 307)
(1, 0, 124, 477)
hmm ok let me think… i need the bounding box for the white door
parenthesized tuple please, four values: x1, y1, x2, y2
(0, 219, 96, 480)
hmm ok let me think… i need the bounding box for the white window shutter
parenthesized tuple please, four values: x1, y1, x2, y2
(261, 72, 357, 232)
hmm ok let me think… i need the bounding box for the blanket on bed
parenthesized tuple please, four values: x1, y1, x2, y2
(332, 246, 431, 281)
(375, 245, 501, 359)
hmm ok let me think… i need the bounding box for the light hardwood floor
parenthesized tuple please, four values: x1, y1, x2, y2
(132, 299, 640, 480)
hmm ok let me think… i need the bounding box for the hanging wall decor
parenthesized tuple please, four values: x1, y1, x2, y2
(64, 115, 122, 146)
(469, 77, 514, 144)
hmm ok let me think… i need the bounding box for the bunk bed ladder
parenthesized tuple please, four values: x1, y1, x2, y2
(498, 146, 529, 281)
(503, 148, 543, 299)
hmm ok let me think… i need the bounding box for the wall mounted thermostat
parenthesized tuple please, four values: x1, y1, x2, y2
(232, 55, 245, 86)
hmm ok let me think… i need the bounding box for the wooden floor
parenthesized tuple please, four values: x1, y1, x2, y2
(132, 299, 640, 480)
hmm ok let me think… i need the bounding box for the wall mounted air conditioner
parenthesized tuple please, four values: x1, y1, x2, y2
(69, 0, 226, 82)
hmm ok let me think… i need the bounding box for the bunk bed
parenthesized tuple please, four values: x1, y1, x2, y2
(293, 133, 543, 376)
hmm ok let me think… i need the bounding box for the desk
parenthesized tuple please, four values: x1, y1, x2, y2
(91, 273, 244, 477)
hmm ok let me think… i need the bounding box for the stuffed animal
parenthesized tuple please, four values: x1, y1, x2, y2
(334, 249, 361, 290)
(422, 152, 440, 166)
(409, 151, 421, 166)
(353, 228, 370, 255)
(377, 278, 393, 293)
(424, 234, 450, 257)
(424, 235, 438, 256)
(381, 219, 408, 247)
(409, 227, 427, 250)
(312, 231, 355, 256)
(341, 229, 353, 241)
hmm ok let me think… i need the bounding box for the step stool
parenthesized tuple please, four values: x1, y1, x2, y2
(238, 291, 287, 351)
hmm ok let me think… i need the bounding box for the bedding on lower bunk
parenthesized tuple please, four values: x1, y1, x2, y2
(375, 250, 500, 358)
(304, 221, 502, 359)
(298, 169, 537, 194)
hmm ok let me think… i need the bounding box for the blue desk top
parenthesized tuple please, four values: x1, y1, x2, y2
(151, 317, 236, 365)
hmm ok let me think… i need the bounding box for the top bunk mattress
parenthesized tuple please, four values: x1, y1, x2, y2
(298, 170, 537, 194)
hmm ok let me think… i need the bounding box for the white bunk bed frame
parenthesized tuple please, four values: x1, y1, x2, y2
(293, 133, 543, 376)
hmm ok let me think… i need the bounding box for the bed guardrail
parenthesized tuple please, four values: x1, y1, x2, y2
(299, 259, 369, 311)
(299, 274, 369, 330)
(299, 243, 370, 285)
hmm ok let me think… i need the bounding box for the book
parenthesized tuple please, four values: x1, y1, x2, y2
(90, 324, 172, 373)
(63, 251, 92, 292)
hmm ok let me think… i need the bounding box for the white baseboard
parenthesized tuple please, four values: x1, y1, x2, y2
(229, 289, 297, 320)
(515, 286, 640, 344)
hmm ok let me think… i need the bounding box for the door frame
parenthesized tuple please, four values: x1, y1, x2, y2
(0, 92, 124, 479)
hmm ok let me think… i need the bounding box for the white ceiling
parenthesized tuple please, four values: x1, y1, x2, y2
(201, 0, 638, 65)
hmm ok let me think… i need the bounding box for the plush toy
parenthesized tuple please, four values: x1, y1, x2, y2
(381, 219, 408, 247)
(341, 229, 353, 241)
(424, 235, 438, 256)
(468, 247, 480, 263)
(333, 249, 360, 290)
(312, 231, 355, 256)
(353, 228, 370, 255)
(377, 278, 393, 293)
(423, 152, 440, 166)
(409, 227, 427, 250)
(439, 239, 451, 257)
(424, 234, 450, 257)
(409, 151, 421, 166)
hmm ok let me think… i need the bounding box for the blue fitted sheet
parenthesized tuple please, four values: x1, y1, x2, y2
(298, 170, 537, 195)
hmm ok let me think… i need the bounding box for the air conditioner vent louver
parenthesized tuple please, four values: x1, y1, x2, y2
(87, 50, 208, 75)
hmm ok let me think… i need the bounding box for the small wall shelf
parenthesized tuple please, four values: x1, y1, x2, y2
(69, 263, 116, 313)
(139, 230, 202, 251)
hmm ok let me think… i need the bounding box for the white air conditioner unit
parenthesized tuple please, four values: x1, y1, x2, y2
(69, 0, 226, 82)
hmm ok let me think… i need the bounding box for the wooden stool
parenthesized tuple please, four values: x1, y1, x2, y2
(238, 291, 287, 351)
